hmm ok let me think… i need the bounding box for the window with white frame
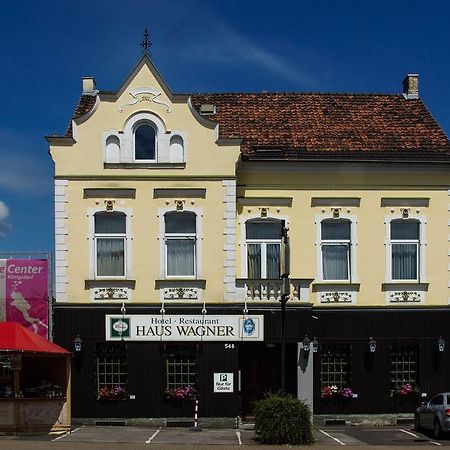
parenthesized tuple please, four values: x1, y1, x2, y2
(94, 212, 126, 277)
(96, 344, 127, 395)
(134, 122, 156, 161)
(390, 219, 420, 280)
(320, 344, 351, 390)
(165, 211, 196, 277)
(245, 219, 281, 279)
(321, 219, 351, 281)
(165, 345, 198, 392)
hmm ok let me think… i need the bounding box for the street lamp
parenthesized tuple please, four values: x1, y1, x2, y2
(312, 337, 319, 353)
(73, 335, 82, 352)
(369, 337, 377, 353)
(302, 335, 311, 352)
(438, 336, 445, 352)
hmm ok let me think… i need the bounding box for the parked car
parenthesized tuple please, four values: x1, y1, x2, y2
(415, 393, 450, 439)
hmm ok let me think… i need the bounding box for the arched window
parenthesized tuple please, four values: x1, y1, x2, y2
(390, 219, 420, 280)
(134, 123, 156, 161)
(321, 219, 351, 281)
(164, 211, 196, 277)
(94, 212, 126, 277)
(245, 219, 281, 279)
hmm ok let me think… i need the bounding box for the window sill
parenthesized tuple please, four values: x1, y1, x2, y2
(382, 282, 429, 291)
(156, 279, 206, 288)
(312, 282, 360, 293)
(104, 162, 186, 169)
(85, 280, 136, 289)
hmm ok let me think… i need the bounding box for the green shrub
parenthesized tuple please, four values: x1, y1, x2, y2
(254, 393, 314, 445)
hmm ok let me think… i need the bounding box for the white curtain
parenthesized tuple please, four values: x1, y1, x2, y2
(392, 243, 417, 279)
(322, 244, 349, 280)
(97, 238, 125, 276)
(167, 239, 195, 276)
(247, 244, 261, 279)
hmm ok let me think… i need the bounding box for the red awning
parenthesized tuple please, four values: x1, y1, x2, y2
(0, 322, 70, 354)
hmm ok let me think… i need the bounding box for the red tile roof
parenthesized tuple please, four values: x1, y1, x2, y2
(192, 93, 450, 160)
(66, 92, 450, 161)
(65, 95, 97, 137)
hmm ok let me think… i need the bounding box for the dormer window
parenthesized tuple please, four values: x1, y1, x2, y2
(134, 123, 156, 161)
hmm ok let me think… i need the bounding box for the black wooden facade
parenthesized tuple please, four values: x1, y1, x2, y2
(53, 304, 450, 418)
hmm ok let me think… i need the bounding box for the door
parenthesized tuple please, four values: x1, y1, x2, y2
(239, 343, 297, 417)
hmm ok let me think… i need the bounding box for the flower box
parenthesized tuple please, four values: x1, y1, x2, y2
(165, 385, 197, 401)
(321, 385, 353, 399)
(98, 385, 127, 400)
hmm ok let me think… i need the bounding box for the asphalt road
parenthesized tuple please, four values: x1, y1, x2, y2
(0, 425, 449, 448)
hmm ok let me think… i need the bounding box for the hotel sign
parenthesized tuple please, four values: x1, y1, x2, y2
(105, 315, 264, 342)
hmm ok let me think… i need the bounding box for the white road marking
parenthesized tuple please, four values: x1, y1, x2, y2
(146, 427, 161, 443)
(400, 429, 442, 446)
(319, 429, 346, 445)
(52, 425, 84, 441)
(236, 430, 242, 445)
(400, 429, 421, 438)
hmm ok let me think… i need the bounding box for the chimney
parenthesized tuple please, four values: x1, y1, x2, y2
(82, 77, 96, 95)
(402, 74, 419, 99)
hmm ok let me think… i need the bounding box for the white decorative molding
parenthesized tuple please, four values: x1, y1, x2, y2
(384, 212, 427, 283)
(157, 206, 203, 280)
(87, 206, 133, 280)
(319, 291, 355, 304)
(163, 287, 199, 300)
(119, 87, 171, 113)
(54, 180, 69, 302)
(388, 290, 423, 303)
(223, 179, 237, 301)
(93, 287, 131, 301)
(314, 212, 358, 283)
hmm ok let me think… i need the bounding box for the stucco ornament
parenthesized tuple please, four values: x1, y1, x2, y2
(119, 87, 171, 113)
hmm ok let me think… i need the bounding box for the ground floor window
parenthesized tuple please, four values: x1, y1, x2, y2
(165, 345, 198, 400)
(96, 344, 127, 399)
(390, 344, 418, 394)
(320, 344, 351, 397)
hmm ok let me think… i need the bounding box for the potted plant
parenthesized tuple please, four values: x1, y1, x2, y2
(165, 385, 197, 401)
(98, 385, 127, 400)
(321, 385, 353, 399)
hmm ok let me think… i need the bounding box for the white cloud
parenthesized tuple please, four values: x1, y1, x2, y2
(0, 201, 10, 237)
(171, 14, 319, 89)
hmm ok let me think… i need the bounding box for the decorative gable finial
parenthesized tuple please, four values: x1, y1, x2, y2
(140, 28, 152, 55)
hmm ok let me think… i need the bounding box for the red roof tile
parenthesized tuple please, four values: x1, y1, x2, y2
(65, 95, 97, 137)
(191, 93, 450, 160)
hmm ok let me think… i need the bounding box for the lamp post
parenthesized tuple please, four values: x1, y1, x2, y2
(369, 337, 377, 353)
(73, 335, 82, 353)
(438, 336, 445, 353)
(280, 220, 290, 393)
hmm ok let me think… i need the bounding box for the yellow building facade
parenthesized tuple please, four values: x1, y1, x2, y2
(49, 55, 450, 422)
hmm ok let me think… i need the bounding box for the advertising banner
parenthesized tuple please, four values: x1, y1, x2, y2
(0, 259, 49, 338)
(106, 314, 264, 342)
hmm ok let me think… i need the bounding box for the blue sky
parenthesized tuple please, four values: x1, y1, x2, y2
(0, 0, 449, 254)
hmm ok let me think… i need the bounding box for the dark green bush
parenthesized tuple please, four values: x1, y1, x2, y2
(254, 393, 314, 445)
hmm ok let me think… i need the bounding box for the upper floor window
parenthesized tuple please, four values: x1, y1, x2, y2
(95, 212, 126, 277)
(165, 211, 196, 277)
(390, 219, 420, 280)
(321, 219, 351, 281)
(246, 219, 281, 279)
(134, 123, 156, 161)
